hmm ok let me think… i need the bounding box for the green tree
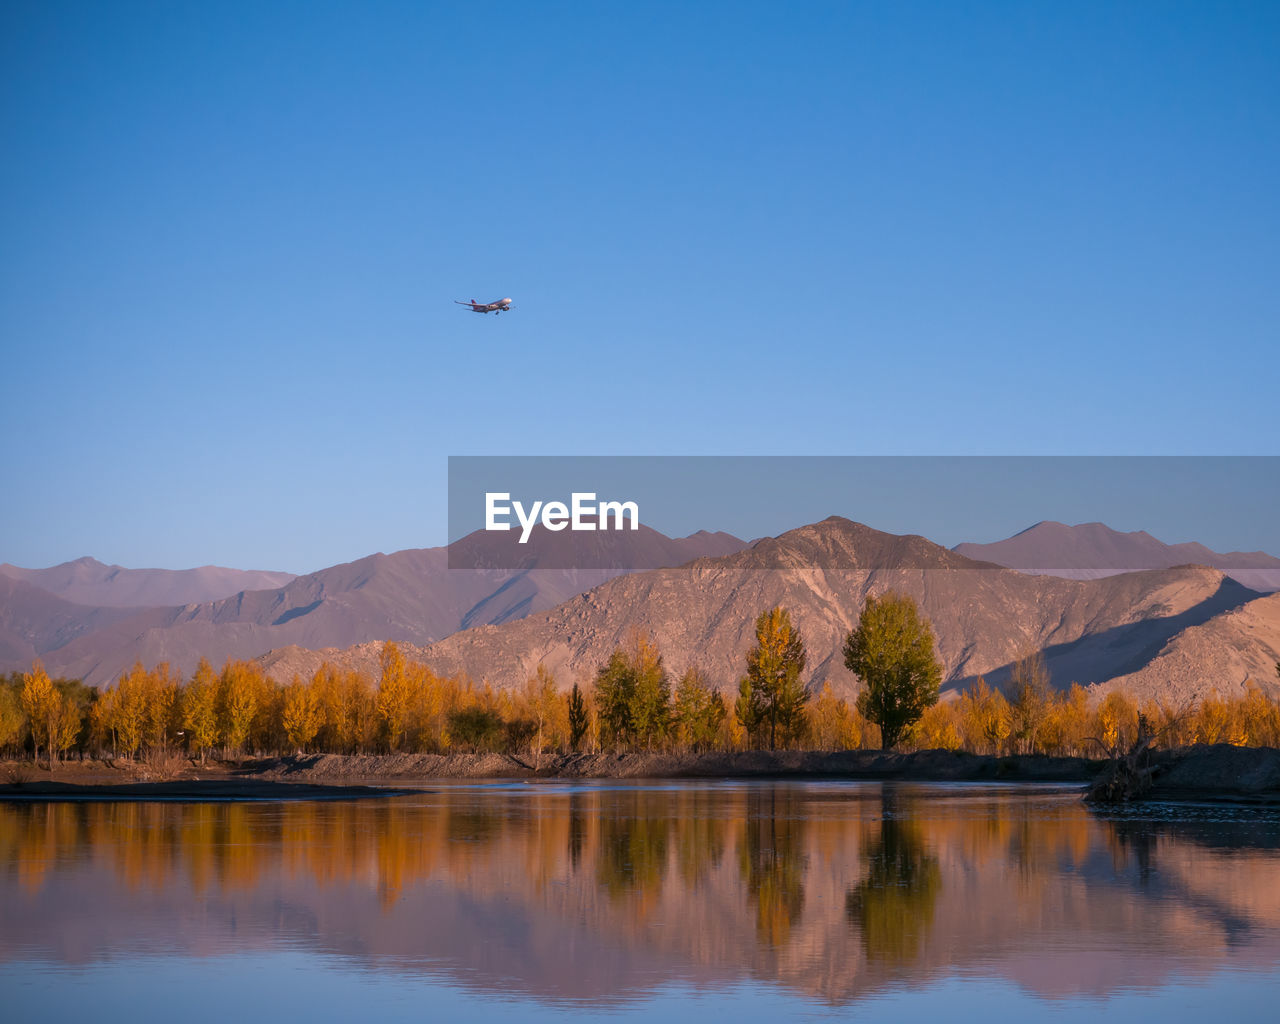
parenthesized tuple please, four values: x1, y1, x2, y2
(628, 633, 672, 749)
(595, 650, 634, 747)
(845, 793, 941, 963)
(674, 667, 727, 751)
(738, 607, 808, 750)
(843, 592, 942, 750)
(567, 683, 589, 751)
(593, 634, 672, 750)
(447, 706, 505, 751)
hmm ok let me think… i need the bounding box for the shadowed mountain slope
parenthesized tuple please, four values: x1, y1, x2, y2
(955, 521, 1280, 592)
(1096, 591, 1280, 705)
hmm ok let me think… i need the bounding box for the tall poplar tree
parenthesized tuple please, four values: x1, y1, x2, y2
(182, 657, 220, 762)
(376, 641, 414, 752)
(738, 607, 808, 750)
(567, 683, 589, 751)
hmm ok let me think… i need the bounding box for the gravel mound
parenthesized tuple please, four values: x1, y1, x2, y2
(1155, 744, 1280, 798)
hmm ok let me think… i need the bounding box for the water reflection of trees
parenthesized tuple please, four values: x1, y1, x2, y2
(447, 805, 503, 845)
(596, 792, 671, 906)
(846, 790, 940, 965)
(674, 788, 727, 890)
(568, 792, 587, 870)
(4, 787, 1280, 1007)
(740, 787, 806, 947)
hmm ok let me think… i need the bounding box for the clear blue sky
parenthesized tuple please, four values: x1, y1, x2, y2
(2, 1, 1277, 572)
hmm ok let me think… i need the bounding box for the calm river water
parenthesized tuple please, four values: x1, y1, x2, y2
(2, 781, 1278, 1021)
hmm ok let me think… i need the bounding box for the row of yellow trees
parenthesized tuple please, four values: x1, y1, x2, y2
(4, 641, 1279, 764)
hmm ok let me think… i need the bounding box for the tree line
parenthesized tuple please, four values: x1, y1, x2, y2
(4, 592, 1279, 766)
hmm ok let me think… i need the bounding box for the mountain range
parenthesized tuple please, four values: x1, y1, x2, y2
(259, 518, 1279, 707)
(0, 557, 297, 608)
(955, 521, 1280, 592)
(3, 519, 1279, 704)
(0, 527, 745, 686)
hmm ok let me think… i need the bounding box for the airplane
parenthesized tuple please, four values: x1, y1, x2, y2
(455, 297, 513, 314)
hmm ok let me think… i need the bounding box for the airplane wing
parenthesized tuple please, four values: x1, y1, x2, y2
(454, 300, 477, 306)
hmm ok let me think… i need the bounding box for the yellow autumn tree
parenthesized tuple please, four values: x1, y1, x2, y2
(910, 700, 962, 751)
(957, 678, 1010, 755)
(376, 642, 414, 752)
(1093, 690, 1137, 752)
(20, 664, 80, 767)
(220, 660, 266, 755)
(282, 675, 322, 752)
(145, 662, 181, 751)
(312, 664, 346, 752)
(1007, 650, 1051, 754)
(411, 663, 451, 752)
(1035, 695, 1065, 755)
(0, 682, 25, 755)
(1059, 684, 1092, 756)
(48, 690, 81, 765)
(89, 684, 118, 756)
(523, 665, 565, 765)
(20, 663, 56, 766)
(254, 680, 287, 754)
(1239, 683, 1280, 747)
(182, 657, 221, 761)
(311, 664, 378, 754)
(806, 682, 863, 750)
(111, 663, 152, 757)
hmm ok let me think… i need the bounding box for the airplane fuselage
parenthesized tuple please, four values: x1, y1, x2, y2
(457, 297, 513, 314)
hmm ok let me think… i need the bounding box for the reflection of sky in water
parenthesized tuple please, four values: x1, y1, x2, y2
(3, 960, 1278, 1023)
(1, 782, 1279, 1018)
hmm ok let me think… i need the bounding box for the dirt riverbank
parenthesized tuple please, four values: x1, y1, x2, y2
(3, 744, 1276, 802)
(248, 748, 1102, 783)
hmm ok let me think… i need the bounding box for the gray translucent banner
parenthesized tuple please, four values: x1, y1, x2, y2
(447, 456, 1280, 580)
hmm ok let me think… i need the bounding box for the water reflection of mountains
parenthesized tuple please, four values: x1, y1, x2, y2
(3, 783, 1279, 1005)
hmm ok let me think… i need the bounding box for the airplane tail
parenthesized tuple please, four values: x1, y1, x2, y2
(470, 298, 478, 305)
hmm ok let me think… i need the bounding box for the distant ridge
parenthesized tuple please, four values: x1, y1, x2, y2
(0, 575, 141, 668)
(0, 557, 297, 608)
(954, 521, 1280, 592)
